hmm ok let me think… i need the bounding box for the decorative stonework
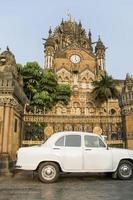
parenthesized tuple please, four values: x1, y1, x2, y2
(119, 74, 133, 148)
(0, 47, 17, 76)
(22, 18, 123, 141)
(0, 48, 28, 175)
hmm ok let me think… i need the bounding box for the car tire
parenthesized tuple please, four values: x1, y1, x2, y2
(38, 162, 60, 183)
(117, 160, 133, 180)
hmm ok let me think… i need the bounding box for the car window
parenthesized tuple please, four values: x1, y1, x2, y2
(84, 135, 106, 148)
(84, 135, 98, 147)
(55, 136, 64, 146)
(98, 138, 106, 147)
(65, 135, 81, 147)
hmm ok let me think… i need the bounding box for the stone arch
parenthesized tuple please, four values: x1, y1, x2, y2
(81, 77, 87, 89)
(88, 77, 94, 82)
(54, 124, 63, 133)
(87, 101, 95, 108)
(73, 102, 80, 107)
(82, 77, 87, 83)
(75, 107, 81, 115)
(74, 124, 83, 131)
(84, 124, 92, 132)
(85, 101, 95, 115)
(64, 76, 70, 83)
(109, 108, 117, 115)
(64, 124, 72, 131)
(56, 106, 62, 115)
(73, 102, 81, 115)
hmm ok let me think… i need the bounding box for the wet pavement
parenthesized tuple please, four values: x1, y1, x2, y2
(0, 172, 133, 200)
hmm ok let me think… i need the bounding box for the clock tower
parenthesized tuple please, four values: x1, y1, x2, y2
(42, 17, 121, 138)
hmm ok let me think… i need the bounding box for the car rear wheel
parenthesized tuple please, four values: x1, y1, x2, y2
(117, 160, 133, 180)
(38, 162, 60, 183)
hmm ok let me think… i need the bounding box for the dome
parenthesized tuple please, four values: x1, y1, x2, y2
(54, 19, 87, 40)
(44, 18, 93, 52)
(95, 37, 105, 52)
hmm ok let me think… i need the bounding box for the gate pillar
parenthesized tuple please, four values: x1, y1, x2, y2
(0, 48, 27, 175)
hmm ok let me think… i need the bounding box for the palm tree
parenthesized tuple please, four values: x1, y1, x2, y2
(91, 73, 120, 137)
(92, 73, 119, 104)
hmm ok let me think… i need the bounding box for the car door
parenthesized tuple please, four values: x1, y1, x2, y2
(83, 135, 113, 172)
(62, 134, 83, 171)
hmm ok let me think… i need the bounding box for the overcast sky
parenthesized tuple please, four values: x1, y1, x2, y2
(0, 0, 133, 79)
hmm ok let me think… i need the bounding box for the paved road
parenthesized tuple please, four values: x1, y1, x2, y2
(0, 172, 133, 200)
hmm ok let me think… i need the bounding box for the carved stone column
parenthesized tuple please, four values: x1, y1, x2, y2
(0, 49, 28, 175)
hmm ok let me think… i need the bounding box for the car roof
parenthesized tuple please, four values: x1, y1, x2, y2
(53, 131, 99, 136)
(44, 131, 102, 146)
(49, 131, 100, 141)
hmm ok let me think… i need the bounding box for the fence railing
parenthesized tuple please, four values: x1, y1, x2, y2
(22, 140, 124, 146)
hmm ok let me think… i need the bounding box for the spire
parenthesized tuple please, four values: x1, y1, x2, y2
(79, 20, 82, 28)
(49, 26, 52, 36)
(95, 35, 105, 52)
(7, 46, 10, 51)
(67, 10, 72, 22)
(98, 35, 101, 41)
(88, 29, 92, 42)
(61, 18, 64, 25)
(126, 73, 131, 80)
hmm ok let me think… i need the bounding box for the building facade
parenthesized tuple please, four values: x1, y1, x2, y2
(120, 74, 133, 148)
(0, 48, 27, 175)
(38, 17, 122, 140)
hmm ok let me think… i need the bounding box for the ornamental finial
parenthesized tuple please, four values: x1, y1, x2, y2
(67, 10, 72, 22)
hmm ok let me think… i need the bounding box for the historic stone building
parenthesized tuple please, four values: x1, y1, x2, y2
(38, 17, 122, 140)
(120, 74, 133, 148)
(1, 17, 133, 175)
(0, 48, 27, 175)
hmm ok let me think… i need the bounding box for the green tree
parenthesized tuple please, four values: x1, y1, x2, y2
(21, 62, 42, 100)
(56, 83, 72, 105)
(40, 69, 58, 93)
(92, 73, 119, 105)
(23, 122, 46, 141)
(91, 73, 120, 136)
(18, 62, 72, 112)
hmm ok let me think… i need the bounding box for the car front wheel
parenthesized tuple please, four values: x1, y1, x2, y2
(38, 162, 60, 183)
(117, 160, 133, 180)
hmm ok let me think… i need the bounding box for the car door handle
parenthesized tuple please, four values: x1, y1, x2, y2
(53, 148, 60, 150)
(85, 149, 92, 151)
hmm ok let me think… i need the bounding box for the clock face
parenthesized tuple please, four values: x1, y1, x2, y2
(70, 54, 80, 64)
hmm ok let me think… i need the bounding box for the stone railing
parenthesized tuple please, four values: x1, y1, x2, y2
(24, 114, 121, 124)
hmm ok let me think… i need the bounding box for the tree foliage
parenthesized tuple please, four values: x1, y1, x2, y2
(91, 73, 119, 104)
(18, 62, 72, 112)
(23, 122, 46, 140)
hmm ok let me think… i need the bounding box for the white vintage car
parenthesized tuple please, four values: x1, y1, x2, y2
(15, 131, 133, 183)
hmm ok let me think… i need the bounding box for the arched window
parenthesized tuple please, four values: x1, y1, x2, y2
(56, 107, 62, 115)
(87, 102, 95, 108)
(64, 76, 69, 83)
(109, 108, 117, 115)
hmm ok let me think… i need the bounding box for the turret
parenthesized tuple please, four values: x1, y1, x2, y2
(88, 29, 93, 52)
(44, 27, 55, 69)
(95, 36, 106, 72)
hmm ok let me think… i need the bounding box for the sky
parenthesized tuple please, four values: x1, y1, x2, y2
(0, 0, 133, 79)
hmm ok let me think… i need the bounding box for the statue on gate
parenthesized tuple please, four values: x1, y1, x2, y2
(0, 46, 17, 76)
